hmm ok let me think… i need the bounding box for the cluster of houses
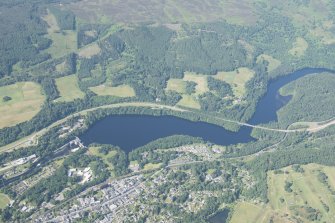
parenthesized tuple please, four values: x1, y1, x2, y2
(35, 175, 144, 222)
(170, 145, 215, 159)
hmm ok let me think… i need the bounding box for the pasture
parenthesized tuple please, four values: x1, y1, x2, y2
(256, 54, 281, 72)
(42, 10, 77, 58)
(78, 43, 101, 58)
(177, 95, 201, 109)
(214, 67, 254, 98)
(166, 79, 187, 94)
(0, 82, 45, 129)
(183, 72, 209, 95)
(229, 201, 291, 223)
(54, 75, 85, 102)
(89, 84, 136, 98)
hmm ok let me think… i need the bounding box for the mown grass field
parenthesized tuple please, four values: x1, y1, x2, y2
(0, 82, 45, 129)
(0, 193, 10, 209)
(214, 67, 254, 98)
(89, 84, 136, 98)
(42, 10, 77, 58)
(267, 164, 335, 223)
(54, 75, 85, 102)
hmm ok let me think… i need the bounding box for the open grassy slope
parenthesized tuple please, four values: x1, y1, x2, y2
(42, 9, 77, 58)
(89, 84, 136, 98)
(268, 164, 335, 223)
(0, 82, 45, 128)
(55, 75, 85, 102)
(0, 193, 10, 209)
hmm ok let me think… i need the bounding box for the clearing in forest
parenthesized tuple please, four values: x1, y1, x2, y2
(42, 9, 77, 58)
(183, 72, 209, 95)
(88, 147, 117, 170)
(55, 75, 85, 102)
(89, 84, 136, 98)
(177, 95, 201, 109)
(310, 21, 335, 45)
(213, 67, 254, 98)
(256, 54, 281, 72)
(78, 43, 101, 58)
(267, 164, 335, 223)
(166, 74, 206, 109)
(166, 79, 187, 94)
(0, 82, 45, 129)
(288, 37, 308, 57)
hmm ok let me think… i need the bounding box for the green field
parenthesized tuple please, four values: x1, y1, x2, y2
(166, 79, 187, 94)
(89, 84, 136, 98)
(166, 73, 209, 109)
(214, 67, 255, 98)
(166, 68, 254, 108)
(0, 193, 10, 209)
(229, 202, 290, 223)
(55, 75, 85, 102)
(256, 54, 281, 72)
(88, 147, 117, 170)
(177, 95, 201, 109)
(268, 164, 335, 223)
(46, 30, 77, 59)
(289, 37, 308, 57)
(0, 82, 45, 129)
(143, 163, 162, 170)
(183, 72, 209, 95)
(78, 43, 101, 59)
(311, 25, 335, 45)
(42, 10, 77, 58)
